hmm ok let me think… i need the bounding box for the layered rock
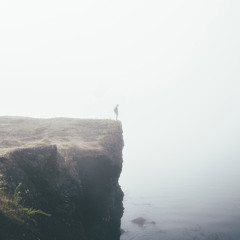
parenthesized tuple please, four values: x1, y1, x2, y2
(0, 117, 124, 240)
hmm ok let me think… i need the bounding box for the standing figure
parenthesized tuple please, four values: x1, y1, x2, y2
(114, 104, 119, 120)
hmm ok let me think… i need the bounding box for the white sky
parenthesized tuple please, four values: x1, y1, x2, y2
(1, 1, 240, 195)
(1, 0, 239, 118)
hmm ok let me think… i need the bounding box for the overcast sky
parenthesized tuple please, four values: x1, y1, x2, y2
(1, 1, 240, 195)
(1, 0, 239, 118)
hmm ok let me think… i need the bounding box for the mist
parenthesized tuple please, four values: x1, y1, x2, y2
(1, 0, 240, 239)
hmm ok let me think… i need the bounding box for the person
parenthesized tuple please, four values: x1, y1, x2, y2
(114, 104, 119, 120)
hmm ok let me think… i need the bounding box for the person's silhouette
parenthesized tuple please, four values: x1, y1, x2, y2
(114, 104, 119, 120)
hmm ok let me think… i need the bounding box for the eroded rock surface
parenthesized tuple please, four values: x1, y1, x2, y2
(0, 117, 124, 240)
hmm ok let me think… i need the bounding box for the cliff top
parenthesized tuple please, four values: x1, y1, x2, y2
(0, 116, 123, 158)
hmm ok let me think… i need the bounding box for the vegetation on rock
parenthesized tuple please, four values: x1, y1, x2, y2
(0, 182, 50, 225)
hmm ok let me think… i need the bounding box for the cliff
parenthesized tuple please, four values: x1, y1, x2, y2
(0, 117, 124, 240)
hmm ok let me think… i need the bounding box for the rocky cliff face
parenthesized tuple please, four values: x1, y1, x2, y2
(0, 117, 124, 240)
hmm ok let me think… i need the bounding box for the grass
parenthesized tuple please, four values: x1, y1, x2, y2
(0, 183, 51, 225)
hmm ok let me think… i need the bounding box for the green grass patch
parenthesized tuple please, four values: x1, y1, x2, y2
(0, 183, 51, 225)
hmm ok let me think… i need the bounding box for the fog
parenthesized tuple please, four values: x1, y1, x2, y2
(1, 0, 240, 239)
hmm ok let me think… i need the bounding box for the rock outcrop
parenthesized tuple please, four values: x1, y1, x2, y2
(0, 117, 124, 240)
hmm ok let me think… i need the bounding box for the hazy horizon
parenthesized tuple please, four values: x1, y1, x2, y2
(1, 1, 240, 239)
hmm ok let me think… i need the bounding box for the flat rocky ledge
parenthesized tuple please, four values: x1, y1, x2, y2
(0, 116, 123, 159)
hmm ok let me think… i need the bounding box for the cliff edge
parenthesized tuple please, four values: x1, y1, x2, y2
(0, 117, 124, 240)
